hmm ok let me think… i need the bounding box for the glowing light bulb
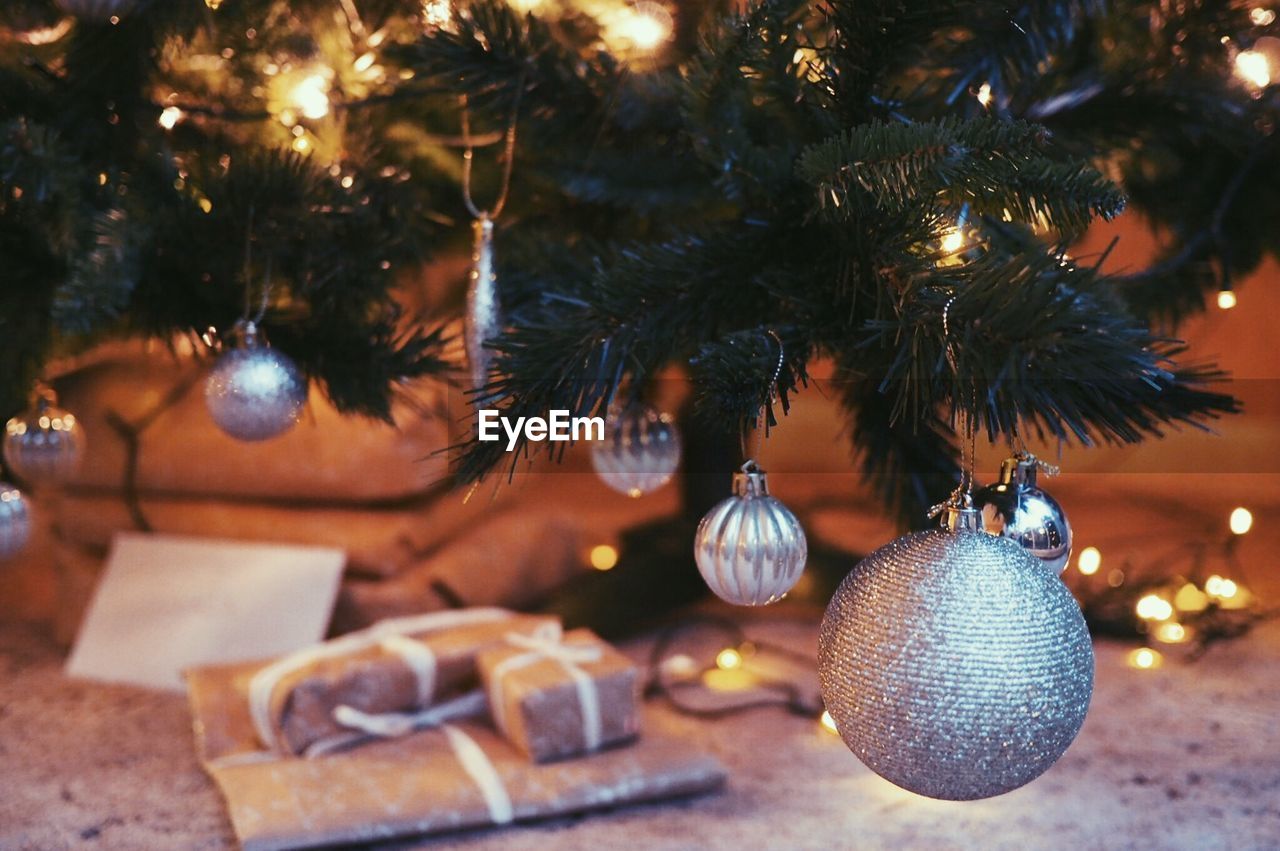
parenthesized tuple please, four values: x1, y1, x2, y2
(1127, 647, 1163, 670)
(589, 544, 619, 571)
(291, 135, 311, 153)
(423, 0, 453, 28)
(291, 74, 331, 120)
(205, 0, 225, 8)
(819, 710, 839, 735)
(158, 106, 184, 130)
(1229, 506, 1253, 535)
(715, 648, 743, 671)
(1077, 546, 1101, 575)
(940, 227, 967, 254)
(1252, 8, 1276, 26)
(977, 82, 993, 106)
(607, 2, 673, 53)
(1217, 289, 1237, 310)
(1235, 50, 1271, 88)
(1155, 622, 1188, 644)
(1136, 594, 1174, 621)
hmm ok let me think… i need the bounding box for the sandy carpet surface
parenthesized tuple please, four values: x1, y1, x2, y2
(2, 612, 1278, 851)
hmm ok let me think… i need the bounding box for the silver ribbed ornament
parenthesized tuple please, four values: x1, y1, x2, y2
(56, 0, 136, 20)
(0, 482, 32, 560)
(4, 392, 86, 486)
(975, 454, 1072, 574)
(818, 502, 1093, 800)
(465, 214, 501, 391)
(204, 321, 307, 442)
(694, 462, 807, 606)
(591, 405, 682, 497)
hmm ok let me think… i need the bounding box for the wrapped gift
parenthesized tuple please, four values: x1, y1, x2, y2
(186, 654, 725, 850)
(247, 609, 560, 755)
(478, 627, 641, 763)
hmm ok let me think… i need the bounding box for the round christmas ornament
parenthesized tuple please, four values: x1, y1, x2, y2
(591, 405, 682, 497)
(975, 453, 1071, 574)
(818, 499, 1093, 800)
(694, 461, 807, 606)
(55, 0, 136, 21)
(204, 321, 307, 442)
(0, 482, 32, 560)
(4, 390, 86, 486)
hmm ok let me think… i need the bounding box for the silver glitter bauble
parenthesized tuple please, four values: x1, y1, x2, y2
(204, 322, 307, 442)
(818, 505, 1093, 800)
(0, 483, 32, 560)
(4, 394, 86, 486)
(694, 462, 807, 606)
(56, 0, 136, 20)
(465, 214, 500, 391)
(591, 405, 682, 498)
(975, 455, 1072, 574)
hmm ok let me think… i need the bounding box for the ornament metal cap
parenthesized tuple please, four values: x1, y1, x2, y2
(732, 460, 770, 497)
(939, 493, 982, 532)
(998, 454, 1039, 488)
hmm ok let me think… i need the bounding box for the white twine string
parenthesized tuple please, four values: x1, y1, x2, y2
(487, 625, 605, 752)
(247, 608, 517, 753)
(310, 690, 515, 826)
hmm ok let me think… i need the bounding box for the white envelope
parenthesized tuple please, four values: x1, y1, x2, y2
(66, 532, 345, 691)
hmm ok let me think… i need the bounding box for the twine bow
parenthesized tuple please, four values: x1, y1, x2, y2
(488, 625, 605, 752)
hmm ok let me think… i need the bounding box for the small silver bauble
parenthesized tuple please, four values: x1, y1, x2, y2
(975, 454, 1071, 574)
(694, 461, 807, 606)
(818, 501, 1094, 800)
(0, 482, 32, 560)
(56, 0, 136, 20)
(3, 392, 86, 486)
(204, 321, 307, 442)
(591, 405, 682, 498)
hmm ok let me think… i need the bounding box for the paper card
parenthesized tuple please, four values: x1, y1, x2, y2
(66, 532, 345, 691)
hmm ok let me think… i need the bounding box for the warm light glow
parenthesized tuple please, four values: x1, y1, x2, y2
(422, 0, 453, 28)
(589, 544, 619, 571)
(940, 227, 967, 254)
(1252, 8, 1277, 26)
(715, 647, 743, 671)
(605, 2, 674, 53)
(1204, 575, 1238, 600)
(1235, 50, 1272, 88)
(291, 73, 331, 120)
(1229, 506, 1253, 535)
(1128, 647, 1163, 670)
(1174, 582, 1209, 613)
(659, 653, 698, 680)
(205, 0, 225, 8)
(977, 82, 993, 106)
(1077, 546, 1101, 575)
(819, 710, 839, 735)
(158, 106, 184, 130)
(291, 135, 311, 153)
(1155, 622, 1188, 644)
(1217, 289, 1237, 310)
(1136, 594, 1174, 621)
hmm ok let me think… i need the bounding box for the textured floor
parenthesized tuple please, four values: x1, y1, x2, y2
(2, 613, 1279, 851)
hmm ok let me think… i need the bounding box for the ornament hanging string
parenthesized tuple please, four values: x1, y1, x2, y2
(239, 205, 271, 328)
(930, 295, 978, 518)
(460, 75, 525, 221)
(741, 329, 786, 462)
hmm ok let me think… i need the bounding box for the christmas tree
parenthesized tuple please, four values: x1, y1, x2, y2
(3, 0, 1274, 526)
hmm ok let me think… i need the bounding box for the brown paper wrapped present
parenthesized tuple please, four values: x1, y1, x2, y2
(478, 627, 641, 763)
(186, 655, 726, 850)
(248, 609, 560, 755)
